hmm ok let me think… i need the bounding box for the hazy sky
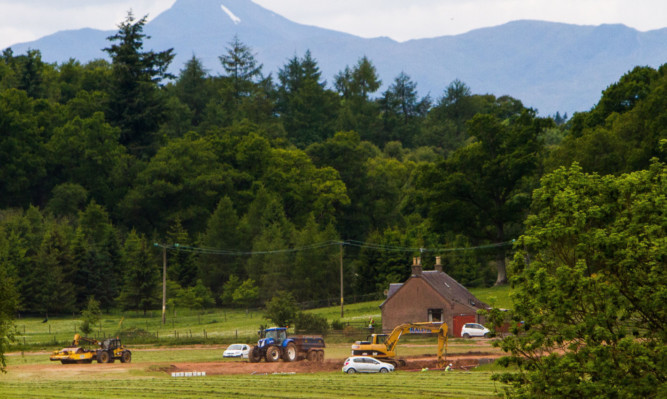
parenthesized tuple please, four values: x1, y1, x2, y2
(1, 0, 666, 50)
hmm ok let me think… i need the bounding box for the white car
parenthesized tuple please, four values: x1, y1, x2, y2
(461, 323, 490, 338)
(342, 356, 395, 374)
(223, 344, 250, 358)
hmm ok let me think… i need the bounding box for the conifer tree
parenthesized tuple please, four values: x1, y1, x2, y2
(104, 12, 174, 158)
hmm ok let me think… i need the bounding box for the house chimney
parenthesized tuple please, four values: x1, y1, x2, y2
(412, 257, 422, 276)
(435, 256, 443, 273)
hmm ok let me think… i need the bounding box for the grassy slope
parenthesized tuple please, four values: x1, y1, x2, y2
(10, 285, 511, 349)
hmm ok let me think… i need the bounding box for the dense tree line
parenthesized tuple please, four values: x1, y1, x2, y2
(0, 13, 665, 324)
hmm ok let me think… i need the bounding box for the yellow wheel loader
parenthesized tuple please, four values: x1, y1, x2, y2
(350, 322, 448, 368)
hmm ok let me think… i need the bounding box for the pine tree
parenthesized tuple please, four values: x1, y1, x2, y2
(277, 50, 338, 148)
(117, 230, 159, 315)
(104, 12, 174, 158)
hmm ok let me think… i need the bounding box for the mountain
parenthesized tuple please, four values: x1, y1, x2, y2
(8, 0, 667, 115)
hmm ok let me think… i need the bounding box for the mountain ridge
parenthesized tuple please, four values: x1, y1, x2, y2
(7, 0, 667, 115)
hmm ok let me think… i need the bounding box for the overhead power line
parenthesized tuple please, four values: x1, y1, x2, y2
(153, 239, 514, 256)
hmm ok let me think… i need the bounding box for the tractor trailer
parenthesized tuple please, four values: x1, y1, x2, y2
(249, 327, 325, 363)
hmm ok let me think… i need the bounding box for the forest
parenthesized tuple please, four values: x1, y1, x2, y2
(0, 13, 665, 318)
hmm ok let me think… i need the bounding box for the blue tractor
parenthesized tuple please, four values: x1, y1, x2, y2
(249, 327, 325, 363)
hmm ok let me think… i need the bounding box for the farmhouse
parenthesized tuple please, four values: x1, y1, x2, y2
(380, 257, 489, 337)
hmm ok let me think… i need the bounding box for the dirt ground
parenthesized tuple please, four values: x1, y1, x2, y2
(5, 350, 503, 379)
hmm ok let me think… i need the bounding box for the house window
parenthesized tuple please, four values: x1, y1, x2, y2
(428, 309, 443, 322)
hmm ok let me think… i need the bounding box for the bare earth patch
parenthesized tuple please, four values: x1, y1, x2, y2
(6, 350, 502, 379)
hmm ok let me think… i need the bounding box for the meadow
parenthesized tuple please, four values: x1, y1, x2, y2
(10, 286, 511, 350)
(2, 286, 511, 398)
(0, 370, 506, 398)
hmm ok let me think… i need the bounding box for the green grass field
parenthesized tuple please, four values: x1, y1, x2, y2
(0, 371, 506, 398)
(3, 286, 511, 398)
(9, 285, 511, 350)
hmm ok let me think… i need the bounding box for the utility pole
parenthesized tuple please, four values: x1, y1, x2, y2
(161, 245, 167, 325)
(154, 243, 168, 325)
(340, 242, 344, 318)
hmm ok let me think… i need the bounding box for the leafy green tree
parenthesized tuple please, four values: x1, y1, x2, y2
(116, 230, 159, 315)
(294, 312, 329, 334)
(45, 183, 88, 219)
(264, 291, 299, 327)
(307, 131, 382, 240)
(220, 274, 241, 306)
(104, 12, 174, 158)
(232, 278, 259, 309)
(570, 65, 660, 137)
(493, 161, 666, 398)
(177, 279, 215, 310)
(420, 110, 551, 285)
(120, 133, 229, 235)
(46, 112, 125, 207)
(0, 251, 18, 373)
(548, 65, 667, 175)
(0, 89, 47, 207)
(261, 148, 349, 226)
(79, 296, 101, 335)
(363, 156, 412, 230)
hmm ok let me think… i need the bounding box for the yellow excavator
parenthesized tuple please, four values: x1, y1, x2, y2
(350, 322, 448, 368)
(50, 333, 132, 364)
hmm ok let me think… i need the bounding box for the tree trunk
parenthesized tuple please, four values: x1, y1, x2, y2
(494, 223, 507, 286)
(494, 251, 507, 286)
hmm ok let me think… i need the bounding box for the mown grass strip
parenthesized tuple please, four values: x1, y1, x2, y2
(0, 371, 505, 399)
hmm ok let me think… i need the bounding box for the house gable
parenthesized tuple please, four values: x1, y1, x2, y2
(379, 258, 489, 334)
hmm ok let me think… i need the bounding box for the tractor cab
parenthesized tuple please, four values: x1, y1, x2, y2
(101, 338, 122, 351)
(264, 327, 287, 345)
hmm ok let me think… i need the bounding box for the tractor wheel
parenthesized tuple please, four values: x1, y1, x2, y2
(265, 346, 280, 362)
(283, 343, 297, 362)
(249, 346, 262, 363)
(98, 351, 110, 363)
(306, 350, 316, 362)
(121, 351, 132, 363)
(317, 350, 324, 362)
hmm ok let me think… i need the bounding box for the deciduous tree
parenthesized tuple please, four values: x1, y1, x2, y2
(493, 160, 666, 398)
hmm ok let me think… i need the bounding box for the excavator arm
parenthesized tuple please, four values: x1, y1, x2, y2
(384, 322, 448, 368)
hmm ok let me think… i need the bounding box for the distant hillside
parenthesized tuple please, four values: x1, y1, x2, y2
(8, 0, 667, 115)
